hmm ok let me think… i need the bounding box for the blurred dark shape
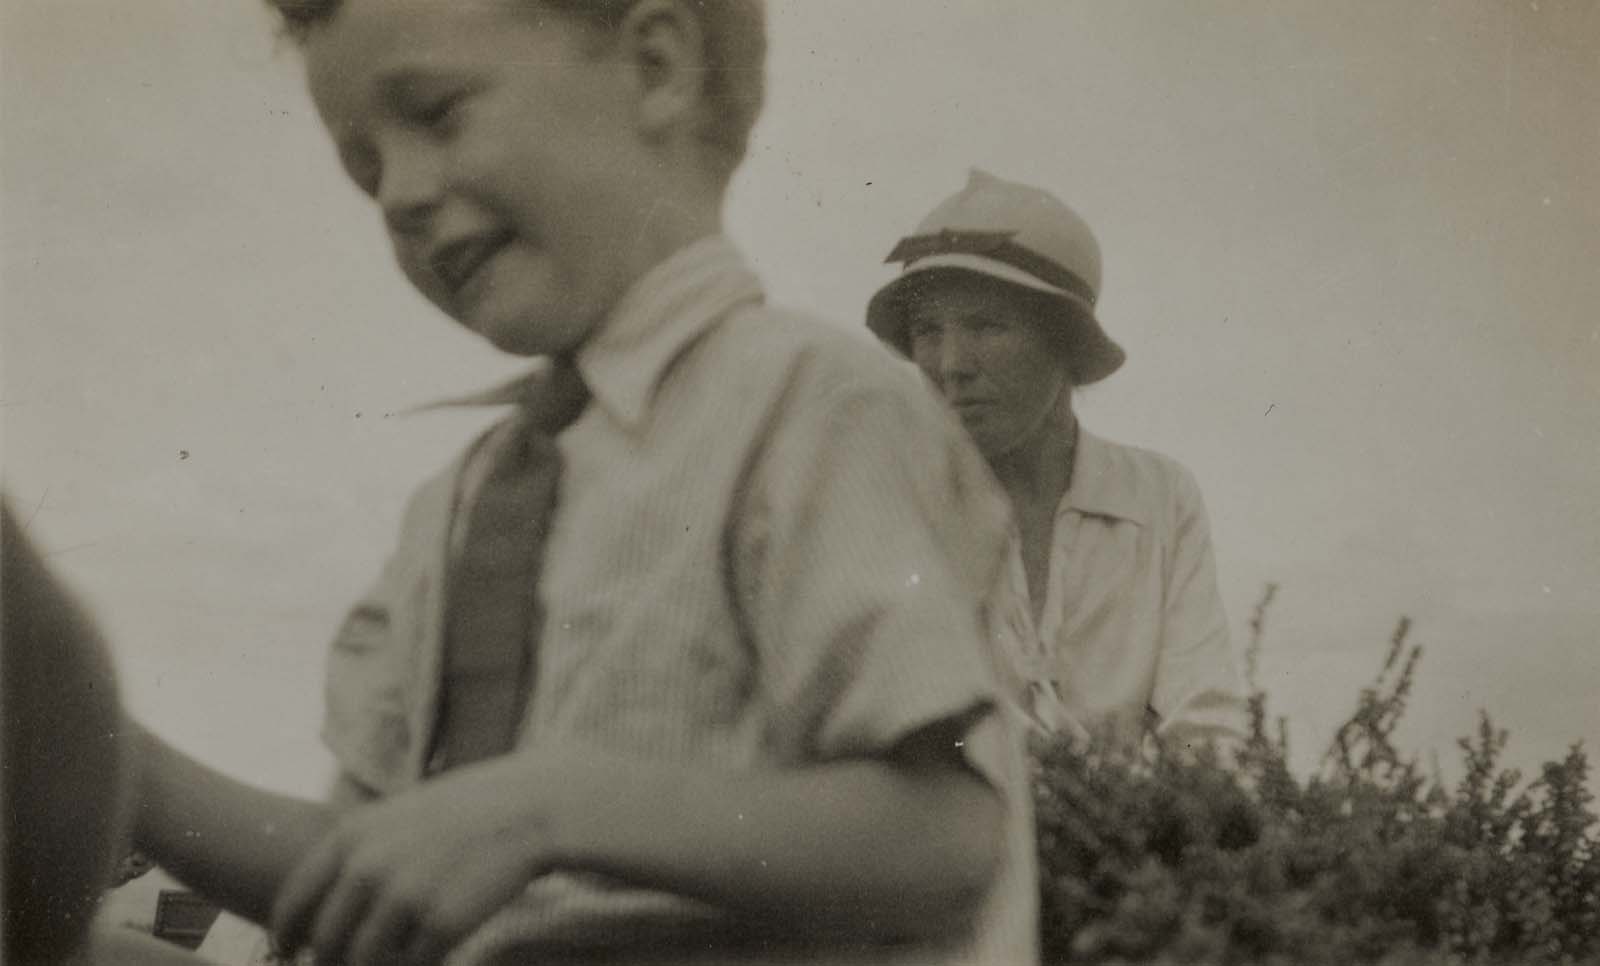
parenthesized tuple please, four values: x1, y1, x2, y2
(2, 497, 135, 964)
(111, 850, 156, 890)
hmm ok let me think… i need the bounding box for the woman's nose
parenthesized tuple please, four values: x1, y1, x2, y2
(939, 330, 978, 381)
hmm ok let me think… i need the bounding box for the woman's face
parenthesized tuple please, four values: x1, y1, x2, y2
(904, 272, 1073, 462)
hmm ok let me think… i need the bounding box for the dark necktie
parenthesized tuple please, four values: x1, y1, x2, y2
(430, 358, 589, 772)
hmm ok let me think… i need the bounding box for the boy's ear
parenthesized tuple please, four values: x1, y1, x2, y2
(617, 0, 708, 140)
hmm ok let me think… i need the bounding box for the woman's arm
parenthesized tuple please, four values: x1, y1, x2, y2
(1152, 465, 1250, 749)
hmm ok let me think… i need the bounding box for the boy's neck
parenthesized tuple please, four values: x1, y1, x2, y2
(620, 178, 727, 286)
(648, 204, 724, 264)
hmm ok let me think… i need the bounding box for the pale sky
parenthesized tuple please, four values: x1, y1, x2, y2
(4, 1, 1597, 797)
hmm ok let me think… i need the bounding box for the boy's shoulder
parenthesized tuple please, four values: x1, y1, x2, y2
(705, 302, 939, 415)
(395, 415, 514, 538)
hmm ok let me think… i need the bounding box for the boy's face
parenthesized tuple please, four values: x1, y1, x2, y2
(304, 0, 648, 356)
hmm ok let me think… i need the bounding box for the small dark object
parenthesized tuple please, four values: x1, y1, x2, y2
(152, 891, 221, 951)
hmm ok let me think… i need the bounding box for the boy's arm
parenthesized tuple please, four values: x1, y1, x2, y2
(551, 718, 1005, 935)
(131, 723, 343, 925)
(270, 718, 1003, 966)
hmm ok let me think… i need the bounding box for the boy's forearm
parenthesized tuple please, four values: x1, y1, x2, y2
(131, 724, 338, 924)
(541, 746, 1004, 941)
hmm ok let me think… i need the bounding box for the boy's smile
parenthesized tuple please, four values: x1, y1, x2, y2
(301, 0, 661, 357)
(429, 226, 518, 309)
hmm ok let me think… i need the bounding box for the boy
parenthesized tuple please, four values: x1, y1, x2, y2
(134, 2, 1038, 963)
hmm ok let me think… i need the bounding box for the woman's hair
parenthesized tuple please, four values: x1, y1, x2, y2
(266, 0, 766, 181)
(1037, 299, 1103, 389)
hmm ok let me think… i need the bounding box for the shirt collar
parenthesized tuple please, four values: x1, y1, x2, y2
(1062, 428, 1150, 525)
(414, 235, 763, 426)
(576, 234, 764, 429)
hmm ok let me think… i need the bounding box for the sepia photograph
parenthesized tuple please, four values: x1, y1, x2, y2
(4, 2, 1597, 963)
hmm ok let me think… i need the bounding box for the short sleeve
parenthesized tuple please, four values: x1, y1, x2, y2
(734, 374, 1016, 784)
(1150, 464, 1249, 751)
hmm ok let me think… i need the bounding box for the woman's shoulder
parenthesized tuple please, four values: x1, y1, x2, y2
(1082, 430, 1190, 477)
(1075, 430, 1208, 524)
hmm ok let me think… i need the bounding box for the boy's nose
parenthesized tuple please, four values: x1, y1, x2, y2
(378, 154, 443, 237)
(382, 192, 436, 239)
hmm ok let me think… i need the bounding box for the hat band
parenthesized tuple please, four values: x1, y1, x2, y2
(885, 229, 1097, 307)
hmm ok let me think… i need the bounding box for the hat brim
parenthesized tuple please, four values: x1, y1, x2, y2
(866, 264, 1125, 385)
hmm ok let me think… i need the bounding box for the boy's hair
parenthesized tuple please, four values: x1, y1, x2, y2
(268, 0, 766, 181)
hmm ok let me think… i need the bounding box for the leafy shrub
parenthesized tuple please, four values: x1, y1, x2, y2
(1033, 586, 1600, 965)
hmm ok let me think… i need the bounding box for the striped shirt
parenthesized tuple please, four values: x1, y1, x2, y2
(322, 236, 1038, 964)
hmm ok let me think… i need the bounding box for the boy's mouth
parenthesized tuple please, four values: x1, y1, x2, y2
(430, 230, 515, 299)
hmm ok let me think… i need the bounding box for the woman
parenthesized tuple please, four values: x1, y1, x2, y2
(866, 169, 1247, 752)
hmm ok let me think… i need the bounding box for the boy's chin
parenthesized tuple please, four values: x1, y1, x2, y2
(467, 311, 582, 358)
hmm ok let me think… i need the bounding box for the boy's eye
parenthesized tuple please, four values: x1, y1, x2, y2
(404, 90, 471, 136)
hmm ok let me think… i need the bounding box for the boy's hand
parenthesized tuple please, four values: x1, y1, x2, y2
(270, 758, 553, 966)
